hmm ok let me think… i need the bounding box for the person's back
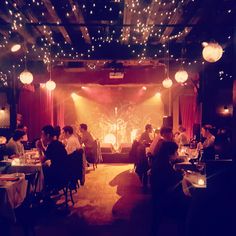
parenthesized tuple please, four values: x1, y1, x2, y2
(62, 126, 81, 155)
(151, 141, 182, 198)
(82, 130, 94, 148)
(45, 140, 67, 169)
(138, 124, 153, 147)
(6, 130, 25, 157)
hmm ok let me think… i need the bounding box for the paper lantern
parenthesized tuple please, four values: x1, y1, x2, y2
(175, 69, 188, 83)
(162, 77, 173, 88)
(19, 70, 33, 84)
(45, 80, 56, 91)
(202, 42, 223, 63)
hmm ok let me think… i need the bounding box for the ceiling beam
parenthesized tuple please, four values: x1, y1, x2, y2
(141, 0, 161, 43)
(67, 0, 91, 44)
(42, 0, 72, 44)
(176, 9, 202, 42)
(121, 0, 133, 44)
(0, 7, 35, 44)
(14, 0, 54, 44)
(160, 0, 191, 44)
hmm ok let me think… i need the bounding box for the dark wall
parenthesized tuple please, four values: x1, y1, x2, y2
(201, 62, 233, 130)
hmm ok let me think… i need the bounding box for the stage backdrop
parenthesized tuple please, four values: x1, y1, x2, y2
(62, 86, 164, 148)
(18, 86, 164, 146)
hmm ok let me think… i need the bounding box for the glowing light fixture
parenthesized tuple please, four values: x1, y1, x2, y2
(71, 92, 79, 100)
(142, 86, 147, 91)
(162, 45, 172, 89)
(155, 92, 161, 98)
(46, 59, 56, 91)
(202, 42, 223, 63)
(19, 52, 33, 84)
(197, 178, 205, 186)
(223, 105, 229, 114)
(175, 69, 188, 83)
(162, 77, 173, 88)
(11, 44, 21, 52)
(46, 80, 56, 91)
(19, 70, 33, 84)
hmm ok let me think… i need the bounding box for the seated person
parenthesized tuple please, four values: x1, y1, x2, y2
(150, 141, 182, 199)
(53, 125, 61, 141)
(197, 124, 215, 161)
(40, 125, 67, 188)
(62, 125, 82, 155)
(6, 130, 25, 158)
(151, 126, 174, 158)
(176, 126, 189, 147)
(79, 123, 96, 163)
(138, 124, 153, 147)
(17, 124, 28, 142)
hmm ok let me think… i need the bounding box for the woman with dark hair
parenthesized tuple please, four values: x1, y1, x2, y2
(6, 130, 25, 157)
(150, 141, 187, 235)
(151, 141, 182, 198)
(197, 124, 215, 161)
(39, 125, 67, 188)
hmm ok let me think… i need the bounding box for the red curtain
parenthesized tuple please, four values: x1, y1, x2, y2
(56, 99, 65, 128)
(179, 95, 197, 139)
(18, 87, 54, 141)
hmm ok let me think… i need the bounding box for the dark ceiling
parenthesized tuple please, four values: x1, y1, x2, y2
(0, 0, 234, 86)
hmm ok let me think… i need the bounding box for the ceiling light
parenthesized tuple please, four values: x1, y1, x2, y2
(11, 44, 21, 52)
(175, 69, 188, 83)
(162, 77, 173, 88)
(19, 69, 33, 84)
(45, 80, 56, 91)
(202, 42, 223, 63)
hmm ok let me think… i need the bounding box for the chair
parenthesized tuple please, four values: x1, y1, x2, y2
(0, 161, 11, 173)
(85, 140, 99, 170)
(0, 144, 6, 160)
(24, 170, 40, 207)
(47, 150, 84, 207)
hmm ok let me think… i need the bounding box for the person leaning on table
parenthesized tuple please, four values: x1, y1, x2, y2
(6, 130, 25, 158)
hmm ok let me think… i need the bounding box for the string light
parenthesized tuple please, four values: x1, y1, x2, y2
(0, 0, 232, 76)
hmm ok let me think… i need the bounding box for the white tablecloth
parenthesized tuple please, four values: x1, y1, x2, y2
(1, 160, 44, 192)
(0, 173, 27, 221)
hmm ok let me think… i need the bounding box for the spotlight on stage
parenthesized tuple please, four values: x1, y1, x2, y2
(155, 92, 161, 98)
(71, 92, 79, 100)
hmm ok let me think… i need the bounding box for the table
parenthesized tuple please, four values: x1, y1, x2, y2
(175, 161, 204, 172)
(0, 173, 27, 221)
(182, 171, 206, 196)
(1, 160, 44, 192)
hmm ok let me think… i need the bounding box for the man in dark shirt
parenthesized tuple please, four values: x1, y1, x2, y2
(138, 124, 153, 147)
(40, 125, 67, 188)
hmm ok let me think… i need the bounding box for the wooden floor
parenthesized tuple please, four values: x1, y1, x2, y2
(10, 164, 180, 236)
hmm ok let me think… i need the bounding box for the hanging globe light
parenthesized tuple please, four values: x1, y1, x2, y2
(202, 42, 223, 63)
(45, 80, 56, 91)
(162, 77, 173, 88)
(175, 69, 188, 83)
(19, 69, 33, 84)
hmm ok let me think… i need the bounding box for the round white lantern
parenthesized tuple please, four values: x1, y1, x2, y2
(19, 70, 33, 84)
(45, 80, 56, 91)
(175, 69, 188, 83)
(162, 77, 173, 88)
(202, 42, 223, 63)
